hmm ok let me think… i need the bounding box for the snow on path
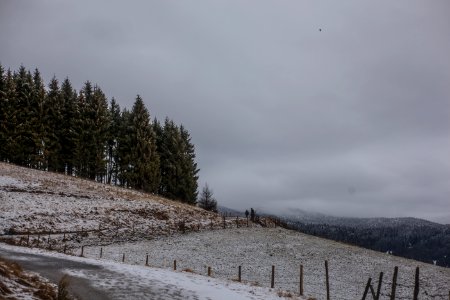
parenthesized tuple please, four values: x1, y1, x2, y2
(0, 243, 301, 300)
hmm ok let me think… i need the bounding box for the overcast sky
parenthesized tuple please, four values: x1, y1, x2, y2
(1, 0, 449, 223)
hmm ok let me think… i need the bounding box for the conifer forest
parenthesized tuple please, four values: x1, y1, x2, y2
(0, 64, 199, 204)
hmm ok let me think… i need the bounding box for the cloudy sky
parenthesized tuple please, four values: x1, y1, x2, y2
(1, 0, 449, 223)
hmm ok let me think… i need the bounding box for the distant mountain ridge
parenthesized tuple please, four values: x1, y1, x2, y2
(277, 208, 446, 228)
(272, 208, 450, 267)
(216, 206, 450, 267)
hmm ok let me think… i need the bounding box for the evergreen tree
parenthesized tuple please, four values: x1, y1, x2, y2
(116, 108, 132, 187)
(178, 125, 199, 204)
(156, 119, 199, 204)
(44, 76, 63, 171)
(89, 85, 110, 182)
(73, 89, 89, 177)
(31, 69, 47, 169)
(107, 98, 121, 184)
(158, 118, 181, 200)
(198, 183, 217, 212)
(128, 95, 160, 192)
(73, 81, 109, 181)
(12, 66, 35, 166)
(0, 64, 6, 161)
(60, 77, 78, 175)
(0, 69, 16, 162)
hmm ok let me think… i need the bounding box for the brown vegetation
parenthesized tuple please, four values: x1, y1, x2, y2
(0, 256, 72, 300)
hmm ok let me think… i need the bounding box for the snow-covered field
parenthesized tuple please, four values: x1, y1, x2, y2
(1, 163, 449, 300)
(81, 228, 450, 300)
(1, 243, 301, 300)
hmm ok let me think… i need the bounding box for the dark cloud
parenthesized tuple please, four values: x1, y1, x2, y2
(1, 0, 449, 223)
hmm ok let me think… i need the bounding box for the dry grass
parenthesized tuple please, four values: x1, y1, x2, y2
(0, 256, 59, 299)
(57, 275, 71, 300)
(181, 268, 195, 273)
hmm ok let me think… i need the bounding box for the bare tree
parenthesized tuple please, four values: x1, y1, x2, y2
(198, 183, 217, 212)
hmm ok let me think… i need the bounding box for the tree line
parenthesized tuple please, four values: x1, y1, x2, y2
(0, 64, 200, 205)
(287, 221, 450, 267)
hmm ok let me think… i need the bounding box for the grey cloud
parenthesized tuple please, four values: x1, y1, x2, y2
(1, 0, 449, 223)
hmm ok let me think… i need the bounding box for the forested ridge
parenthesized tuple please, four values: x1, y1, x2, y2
(0, 64, 199, 204)
(284, 220, 450, 267)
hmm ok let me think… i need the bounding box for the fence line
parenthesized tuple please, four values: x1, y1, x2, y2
(73, 246, 450, 300)
(2, 223, 449, 300)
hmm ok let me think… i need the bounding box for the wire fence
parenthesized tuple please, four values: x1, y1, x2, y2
(2, 220, 449, 300)
(77, 246, 449, 300)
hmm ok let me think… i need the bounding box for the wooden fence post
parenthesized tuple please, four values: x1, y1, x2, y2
(271, 265, 275, 288)
(325, 260, 330, 300)
(238, 266, 241, 282)
(208, 266, 212, 277)
(63, 245, 67, 254)
(362, 278, 372, 300)
(223, 216, 226, 229)
(390, 266, 398, 300)
(122, 253, 125, 262)
(413, 266, 419, 300)
(299, 265, 304, 296)
(145, 254, 149, 266)
(376, 272, 383, 300)
(80, 245, 84, 257)
(173, 260, 177, 270)
(100, 247, 103, 258)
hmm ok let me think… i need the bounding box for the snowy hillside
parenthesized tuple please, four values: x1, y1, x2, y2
(0, 162, 242, 251)
(81, 227, 450, 300)
(1, 163, 449, 300)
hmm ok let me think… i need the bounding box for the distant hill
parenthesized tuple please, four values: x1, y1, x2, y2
(279, 208, 446, 228)
(217, 205, 245, 217)
(275, 209, 450, 267)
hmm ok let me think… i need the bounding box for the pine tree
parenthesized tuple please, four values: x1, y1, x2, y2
(156, 119, 199, 204)
(178, 125, 199, 204)
(73, 89, 89, 178)
(0, 64, 6, 161)
(0, 69, 16, 162)
(60, 77, 78, 175)
(198, 183, 217, 212)
(158, 118, 181, 200)
(107, 98, 121, 184)
(128, 95, 160, 192)
(12, 66, 35, 166)
(44, 76, 63, 171)
(89, 85, 109, 182)
(31, 69, 47, 169)
(73, 81, 109, 181)
(116, 108, 132, 187)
